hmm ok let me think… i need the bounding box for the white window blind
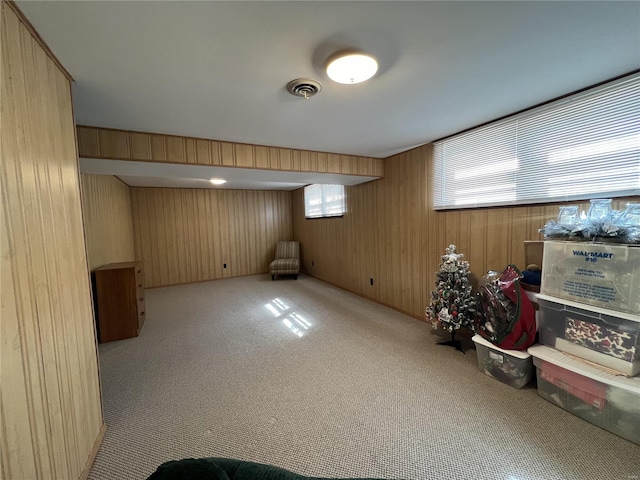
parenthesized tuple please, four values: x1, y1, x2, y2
(304, 184, 346, 218)
(433, 73, 640, 210)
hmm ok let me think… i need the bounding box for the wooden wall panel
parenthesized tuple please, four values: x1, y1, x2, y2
(316, 152, 328, 172)
(291, 150, 301, 171)
(221, 142, 235, 166)
(150, 134, 167, 162)
(195, 139, 211, 165)
(185, 138, 197, 164)
(235, 143, 255, 168)
(166, 136, 186, 163)
(99, 129, 129, 159)
(77, 126, 100, 158)
(76, 125, 384, 179)
(81, 174, 136, 271)
(131, 188, 292, 287)
(292, 146, 427, 316)
(1, 4, 104, 479)
(129, 132, 152, 160)
(255, 146, 269, 169)
(279, 148, 292, 170)
(293, 142, 640, 320)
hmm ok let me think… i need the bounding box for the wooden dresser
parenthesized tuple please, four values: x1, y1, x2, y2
(94, 261, 145, 343)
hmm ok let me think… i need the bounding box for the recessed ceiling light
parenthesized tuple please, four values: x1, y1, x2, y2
(326, 51, 378, 84)
(209, 178, 227, 185)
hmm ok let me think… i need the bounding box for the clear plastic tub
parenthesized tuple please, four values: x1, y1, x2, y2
(472, 335, 534, 389)
(537, 294, 640, 376)
(528, 344, 640, 445)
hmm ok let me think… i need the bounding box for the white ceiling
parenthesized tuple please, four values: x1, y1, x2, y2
(17, 1, 640, 190)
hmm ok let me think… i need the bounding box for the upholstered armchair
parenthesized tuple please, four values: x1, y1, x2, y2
(270, 241, 300, 280)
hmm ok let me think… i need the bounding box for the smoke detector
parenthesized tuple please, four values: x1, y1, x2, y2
(287, 78, 322, 99)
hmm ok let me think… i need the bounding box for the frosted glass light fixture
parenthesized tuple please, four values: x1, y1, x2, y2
(209, 178, 227, 185)
(326, 51, 378, 84)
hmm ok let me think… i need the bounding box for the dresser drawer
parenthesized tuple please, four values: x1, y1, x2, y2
(94, 261, 146, 343)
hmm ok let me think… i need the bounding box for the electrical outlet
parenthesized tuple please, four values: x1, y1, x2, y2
(370, 278, 374, 286)
(223, 263, 227, 269)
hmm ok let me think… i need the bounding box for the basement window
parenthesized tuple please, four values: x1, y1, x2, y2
(304, 184, 346, 219)
(433, 72, 640, 210)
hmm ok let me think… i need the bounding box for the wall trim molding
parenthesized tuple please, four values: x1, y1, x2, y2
(304, 273, 424, 322)
(144, 271, 272, 290)
(79, 423, 106, 480)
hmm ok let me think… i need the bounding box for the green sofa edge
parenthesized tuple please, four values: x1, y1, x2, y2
(147, 457, 390, 480)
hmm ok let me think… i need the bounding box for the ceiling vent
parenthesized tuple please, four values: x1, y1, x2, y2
(287, 78, 322, 99)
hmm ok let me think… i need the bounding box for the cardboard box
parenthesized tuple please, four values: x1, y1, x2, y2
(528, 345, 640, 445)
(472, 335, 534, 389)
(537, 294, 640, 376)
(540, 240, 640, 315)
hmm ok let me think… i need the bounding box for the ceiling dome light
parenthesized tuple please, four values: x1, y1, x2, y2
(326, 52, 378, 84)
(209, 178, 227, 185)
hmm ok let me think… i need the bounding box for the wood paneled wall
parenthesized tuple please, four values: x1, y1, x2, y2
(1, 3, 104, 479)
(77, 125, 384, 178)
(292, 147, 428, 317)
(293, 143, 640, 320)
(81, 174, 136, 271)
(131, 188, 292, 287)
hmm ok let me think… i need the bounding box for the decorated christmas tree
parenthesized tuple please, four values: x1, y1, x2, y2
(425, 244, 479, 352)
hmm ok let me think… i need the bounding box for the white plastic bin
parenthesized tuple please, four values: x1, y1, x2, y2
(537, 294, 640, 377)
(528, 344, 640, 445)
(472, 335, 534, 389)
(540, 240, 640, 315)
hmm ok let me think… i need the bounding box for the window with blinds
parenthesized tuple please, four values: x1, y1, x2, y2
(433, 73, 640, 210)
(304, 184, 345, 218)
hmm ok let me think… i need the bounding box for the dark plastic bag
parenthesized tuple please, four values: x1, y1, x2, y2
(476, 264, 536, 351)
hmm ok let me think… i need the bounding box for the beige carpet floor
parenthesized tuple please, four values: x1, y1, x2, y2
(89, 274, 639, 480)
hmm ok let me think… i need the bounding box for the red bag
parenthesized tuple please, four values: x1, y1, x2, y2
(477, 265, 537, 351)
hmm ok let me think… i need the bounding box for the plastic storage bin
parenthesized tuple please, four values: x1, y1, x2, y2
(472, 335, 534, 388)
(540, 240, 640, 315)
(537, 294, 640, 376)
(528, 345, 640, 445)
